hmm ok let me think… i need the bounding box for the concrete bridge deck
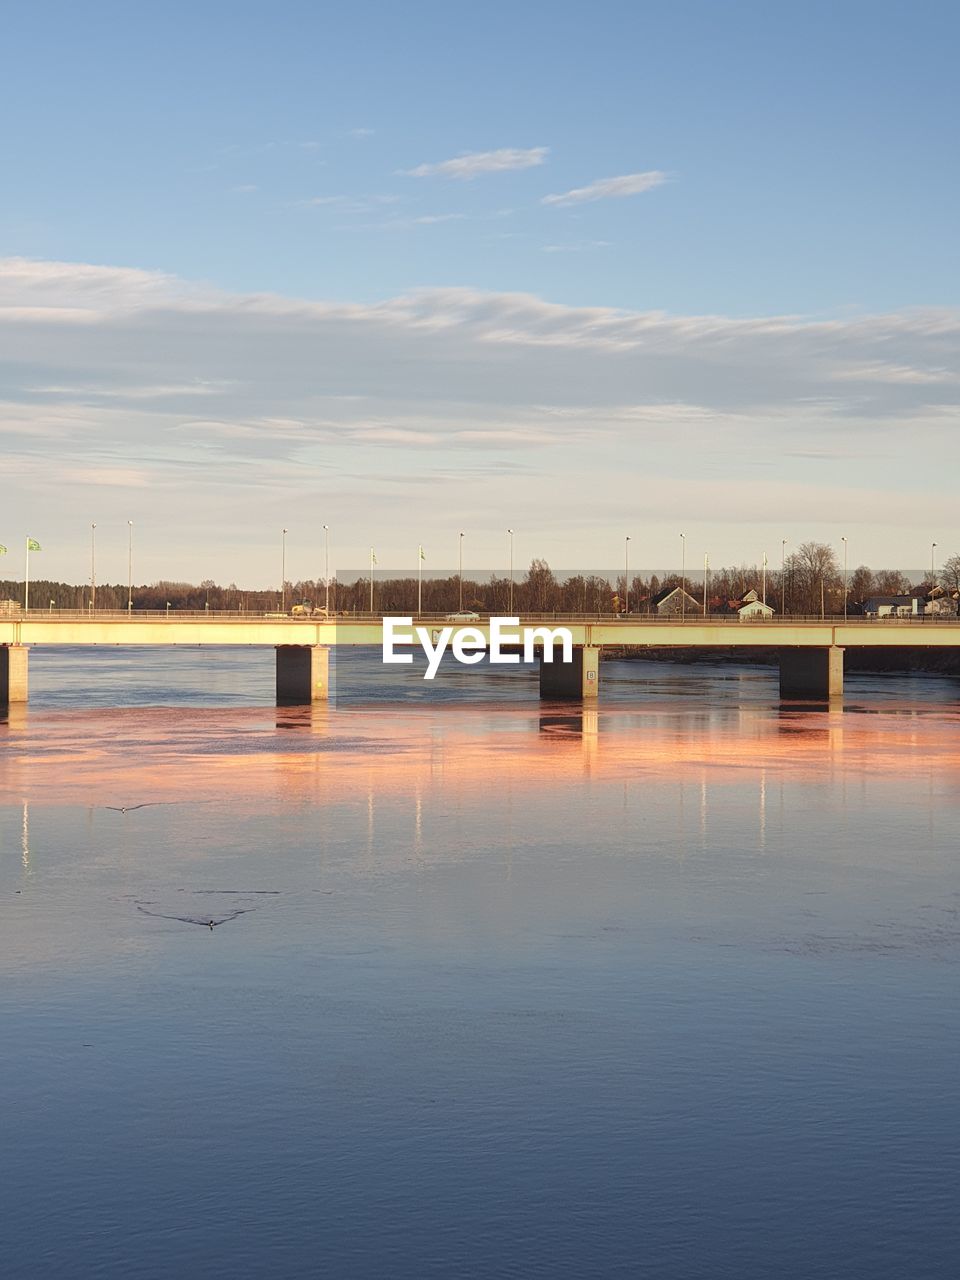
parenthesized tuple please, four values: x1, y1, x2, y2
(3, 613, 960, 705)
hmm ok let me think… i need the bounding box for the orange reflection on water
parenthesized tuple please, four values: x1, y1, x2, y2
(1, 699, 960, 813)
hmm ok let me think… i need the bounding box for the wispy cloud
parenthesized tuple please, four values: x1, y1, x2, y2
(402, 147, 548, 179)
(414, 213, 465, 224)
(542, 170, 668, 207)
(542, 240, 611, 253)
(298, 194, 402, 214)
(231, 184, 258, 194)
(3, 257, 960, 578)
(349, 127, 375, 138)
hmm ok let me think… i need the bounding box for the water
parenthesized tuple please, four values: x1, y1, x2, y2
(1, 649, 959, 1278)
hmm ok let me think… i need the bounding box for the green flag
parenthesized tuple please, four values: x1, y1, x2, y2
(0, 545, 7, 555)
(26, 538, 41, 551)
(371, 549, 377, 566)
(419, 545, 425, 561)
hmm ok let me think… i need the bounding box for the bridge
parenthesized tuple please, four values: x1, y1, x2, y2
(3, 612, 960, 705)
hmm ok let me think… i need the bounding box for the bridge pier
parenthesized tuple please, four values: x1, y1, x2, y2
(539, 645, 599, 700)
(276, 645, 329, 704)
(0, 645, 28, 705)
(779, 646, 843, 700)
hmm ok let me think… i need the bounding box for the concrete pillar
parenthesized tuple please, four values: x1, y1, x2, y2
(0, 645, 28, 704)
(539, 645, 600, 700)
(276, 645, 330, 704)
(779, 646, 843, 700)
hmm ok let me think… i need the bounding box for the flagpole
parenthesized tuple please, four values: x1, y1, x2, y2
(24, 538, 30, 613)
(417, 546, 423, 618)
(370, 548, 375, 614)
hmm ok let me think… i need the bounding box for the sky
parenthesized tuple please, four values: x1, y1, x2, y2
(2, 0, 958, 587)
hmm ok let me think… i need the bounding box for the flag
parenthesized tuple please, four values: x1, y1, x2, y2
(419, 545, 425, 561)
(370, 549, 377, 565)
(27, 538, 41, 551)
(0, 545, 7, 555)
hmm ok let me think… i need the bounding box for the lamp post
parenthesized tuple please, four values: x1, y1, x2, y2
(507, 529, 515, 613)
(841, 536, 848, 620)
(703, 553, 709, 617)
(49, 599, 55, 614)
(166, 601, 171, 617)
(281, 528, 288, 614)
(458, 532, 465, 611)
(781, 539, 787, 615)
(127, 520, 133, 613)
(90, 523, 96, 612)
(624, 536, 631, 615)
(370, 548, 376, 614)
(931, 541, 937, 587)
(761, 552, 767, 606)
(417, 544, 424, 618)
(680, 532, 686, 620)
(323, 525, 330, 614)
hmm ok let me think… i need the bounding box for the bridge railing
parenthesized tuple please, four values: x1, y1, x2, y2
(6, 610, 960, 625)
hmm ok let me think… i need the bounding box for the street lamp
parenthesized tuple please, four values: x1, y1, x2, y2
(841, 536, 848, 620)
(281, 528, 288, 613)
(781, 539, 787, 615)
(90, 523, 96, 612)
(323, 525, 330, 614)
(680, 532, 686, 620)
(703, 553, 709, 617)
(507, 529, 515, 614)
(931, 541, 937, 587)
(49, 599, 55, 613)
(458, 532, 465, 611)
(127, 520, 133, 613)
(166, 601, 171, 617)
(624, 536, 631, 615)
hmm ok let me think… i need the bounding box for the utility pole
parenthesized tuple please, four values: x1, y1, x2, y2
(281, 528, 288, 613)
(507, 529, 514, 613)
(703, 553, 709, 617)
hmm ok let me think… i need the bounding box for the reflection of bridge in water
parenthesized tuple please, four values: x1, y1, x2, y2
(3, 613, 960, 705)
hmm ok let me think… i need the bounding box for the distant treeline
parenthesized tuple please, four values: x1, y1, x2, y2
(4, 542, 960, 615)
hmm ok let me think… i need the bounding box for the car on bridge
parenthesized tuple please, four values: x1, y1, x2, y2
(445, 610, 481, 622)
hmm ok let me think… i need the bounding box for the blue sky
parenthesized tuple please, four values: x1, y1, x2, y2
(2, 1, 959, 585)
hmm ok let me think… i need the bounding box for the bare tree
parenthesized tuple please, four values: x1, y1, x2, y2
(784, 542, 840, 615)
(939, 555, 960, 594)
(873, 569, 911, 594)
(848, 565, 874, 608)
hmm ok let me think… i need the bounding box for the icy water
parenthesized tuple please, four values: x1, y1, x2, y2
(1, 649, 959, 1279)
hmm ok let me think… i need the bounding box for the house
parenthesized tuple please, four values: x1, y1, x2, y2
(734, 588, 775, 619)
(714, 588, 775, 619)
(862, 595, 921, 617)
(650, 585, 700, 616)
(922, 586, 959, 617)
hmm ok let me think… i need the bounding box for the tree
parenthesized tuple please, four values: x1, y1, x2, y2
(524, 559, 558, 612)
(873, 569, 910, 594)
(939, 555, 960, 595)
(784, 542, 840, 615)
(848, 565, 874, 608)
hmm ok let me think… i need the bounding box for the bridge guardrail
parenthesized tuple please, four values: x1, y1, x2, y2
(6, 610, 960, 626)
